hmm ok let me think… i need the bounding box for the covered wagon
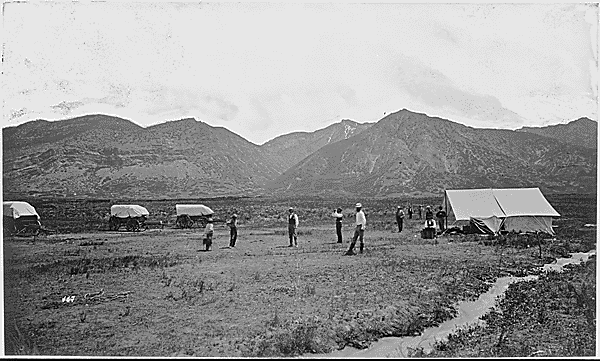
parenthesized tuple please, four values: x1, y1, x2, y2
(3, 201, 42, 236)
(175, 204, 214, 228)
(109, 205, 149, 232)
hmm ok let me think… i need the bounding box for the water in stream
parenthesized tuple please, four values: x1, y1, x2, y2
(310, 250, 596, 358)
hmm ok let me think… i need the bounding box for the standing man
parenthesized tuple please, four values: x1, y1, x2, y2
(345, 203, 367, 255)
(288, 207, 299, 247)
(395, 206, 405, 233)
(407, 204, 413, 220)
(203, 216, 214, 251)
(227, 214, 238, 247)
(418, 205, 423, 220)
(436, 206, 447, 234)
(332, 208, 344, 243)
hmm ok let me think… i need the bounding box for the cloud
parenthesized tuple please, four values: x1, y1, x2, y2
(201, 95, 239, 122)
(395, 57, 526, 127)
(434, 27, 458, 44)
(337, 86, 358, 107)
(248, 98, 273, 131)
(98, 84, 132, 108)
(8, 108, 28, 122)
(51, 100, 85, 115)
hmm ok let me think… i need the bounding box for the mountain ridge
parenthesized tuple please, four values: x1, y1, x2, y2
(3, 110, 596, 198)
(516, 117, 597, 149)
(268, 109, 597, 196)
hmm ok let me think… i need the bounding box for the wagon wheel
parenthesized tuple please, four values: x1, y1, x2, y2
(29, 224, 41, 237)
(178, 215, 193, 229)
(126, 218, 139, 232)
(109, 217, 119, 231)
(3, 226, 13, 237)
(139, 218, 148, 231)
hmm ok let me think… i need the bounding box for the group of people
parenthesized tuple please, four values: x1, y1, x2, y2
(202, 213, 238, 251)
(201, 201, 448, 253)
(298, 203, 366, 256)
(395, 204, 447, 234)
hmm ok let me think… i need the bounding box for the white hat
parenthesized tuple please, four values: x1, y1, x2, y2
(289, 207, 294, 211)
(356, 203, 362, 208)
(397, 206, 401, 208)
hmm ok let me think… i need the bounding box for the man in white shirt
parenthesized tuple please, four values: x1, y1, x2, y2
(346, 203, 366, 255)
(203, 217, 214, 251)
(288, 207, 299, 247)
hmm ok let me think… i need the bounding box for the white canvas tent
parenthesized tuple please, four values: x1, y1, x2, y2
(443, 188, 560, 235)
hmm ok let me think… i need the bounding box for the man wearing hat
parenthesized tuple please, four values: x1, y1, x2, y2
(395, 205, 405, 233)
(346, 203, 367, 255)
(331, 207, 344, 243)
(227, 213, 238, 247)
(203, 216, 214, 251)
(288, 207, 299, 247)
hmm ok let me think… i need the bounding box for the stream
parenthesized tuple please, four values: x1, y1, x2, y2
(309, 250, 596, 358)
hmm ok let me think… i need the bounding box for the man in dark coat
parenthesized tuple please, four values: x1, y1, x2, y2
(395, 206, 405, 233)
(332, 208, 344, 243)
(227, 214, 238, 247)
(436, 206, 447, 233)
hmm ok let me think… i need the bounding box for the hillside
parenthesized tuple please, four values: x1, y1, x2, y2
(3, 115, 281, 198)
(516, 117, 597, 149)
(268, 110, 597, 196)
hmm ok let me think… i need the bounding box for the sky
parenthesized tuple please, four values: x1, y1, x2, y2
(2, 1, 598, 145)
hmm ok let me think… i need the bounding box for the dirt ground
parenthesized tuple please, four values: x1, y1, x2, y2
(3, 195, 596, 356)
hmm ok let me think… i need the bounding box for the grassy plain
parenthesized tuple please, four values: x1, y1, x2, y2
(3, 194, 596, 356)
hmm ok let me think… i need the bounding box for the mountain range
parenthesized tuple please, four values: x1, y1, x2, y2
(2, 110, 596, 198)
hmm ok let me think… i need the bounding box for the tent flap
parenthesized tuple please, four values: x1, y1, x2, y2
(470, 216, 504, 235)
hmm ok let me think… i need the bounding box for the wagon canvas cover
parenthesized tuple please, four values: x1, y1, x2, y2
(110, 205, 149, 218)
(176, 204, 214, 216)
(3, 201, 40, 219)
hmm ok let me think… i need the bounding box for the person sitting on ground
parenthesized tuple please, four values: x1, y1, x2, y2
(422, 207, 437, 240)
(424, 206, 436, 229)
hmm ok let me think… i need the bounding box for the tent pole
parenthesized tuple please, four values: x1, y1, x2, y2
(444, 190, 448, 231)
